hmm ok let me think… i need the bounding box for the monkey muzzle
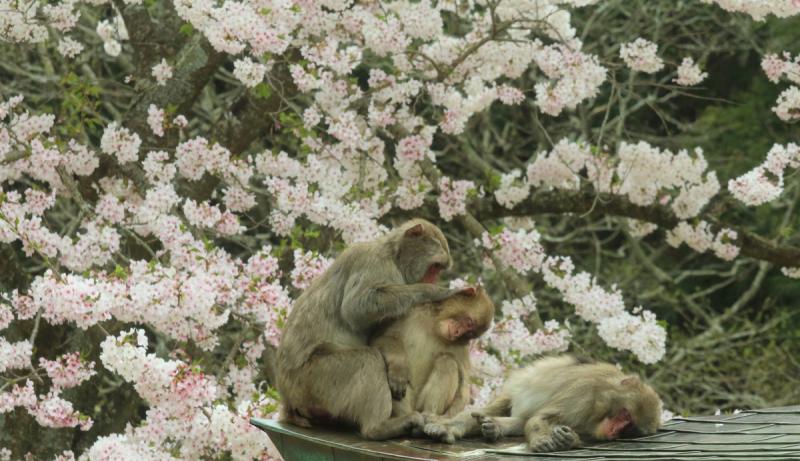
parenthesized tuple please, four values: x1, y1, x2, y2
(606, 408, 633, 439)
(422, 263, 445, 283)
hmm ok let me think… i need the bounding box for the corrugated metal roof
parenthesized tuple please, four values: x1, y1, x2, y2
(252, 405, 800, 460)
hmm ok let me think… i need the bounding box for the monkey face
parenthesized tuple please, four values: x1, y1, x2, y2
(435, 289, 495, 342)
(594, 408, 633, 440)
(438, 316, 477, 342)
(396, 221, 452, 284)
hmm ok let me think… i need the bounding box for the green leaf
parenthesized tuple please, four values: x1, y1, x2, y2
(113, 264, 128, 280)
(254, 82, 273, 99)
(179, 23, 195, 36)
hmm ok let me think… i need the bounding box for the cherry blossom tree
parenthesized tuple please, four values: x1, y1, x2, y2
(1, 0, 798, 459)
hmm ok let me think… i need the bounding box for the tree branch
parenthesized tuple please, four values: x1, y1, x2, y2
(474, 188, 800, 268)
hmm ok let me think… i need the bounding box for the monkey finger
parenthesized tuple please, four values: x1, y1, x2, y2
(552, 425, 571, 442)
(470, 411, 486, 421)
(531, 439, 554, 453)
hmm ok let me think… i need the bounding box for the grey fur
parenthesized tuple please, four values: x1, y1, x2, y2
(276, 219, 458, 440)
(423, 354, 662, 452)
(370, 287, 495, 418)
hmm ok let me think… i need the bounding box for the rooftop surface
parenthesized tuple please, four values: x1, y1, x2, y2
(251, 405, 800, 460)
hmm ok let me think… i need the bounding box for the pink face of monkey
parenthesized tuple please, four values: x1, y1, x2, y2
(594, 408, 633, 440)
(435, 287, 494, 343)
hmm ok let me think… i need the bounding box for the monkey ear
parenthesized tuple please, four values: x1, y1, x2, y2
(621, 376, 640, 387)
(405, 223, 424, 237)
(460, 287, 477, 297)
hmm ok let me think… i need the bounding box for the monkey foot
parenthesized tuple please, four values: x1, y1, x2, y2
(423, 422, 456, 444)
(472, 412, 501, 442)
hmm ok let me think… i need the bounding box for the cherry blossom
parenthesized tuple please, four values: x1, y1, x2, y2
(620, 38, 664, 73)
(674, 57, 708, 86)
(152, 59, 174, 86)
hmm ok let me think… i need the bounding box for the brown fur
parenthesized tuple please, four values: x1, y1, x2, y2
(424, 355, 662, 452)
(276, 219, 463, 440)
(370, 286, 495, 418)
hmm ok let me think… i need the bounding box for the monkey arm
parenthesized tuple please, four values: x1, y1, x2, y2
(416, 353, 460, 414)
(370, 329, 411, 401)
(444, 364, 471, 417)
(524, 411, 582, 452)
(341, 281, 457, 332)
(472, 414, 526, 441)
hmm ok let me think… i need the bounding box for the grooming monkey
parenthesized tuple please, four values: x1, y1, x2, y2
(424, 355, 662, 452)
(276, 219, 467, 440)
(370, 286, 495, 418)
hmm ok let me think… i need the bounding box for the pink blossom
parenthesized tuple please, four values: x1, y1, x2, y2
(151, 59, 173, 86)
(620, 38, 664, 73)
(147, 104, 165, 137)
(40, 352, 96, 390)
(290, 249, 332, 290)
(437, 176, 475, 221)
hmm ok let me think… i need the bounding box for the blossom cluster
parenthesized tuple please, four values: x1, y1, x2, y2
(701, 0, 800, 20)
(479, 227, 667, 363)
(620, 38, 664, 74)
(666, 222, 741, 261)
(762, 52, 800, 121)
(91, 329, 280, 460)
(504, 139, 720, 224)
(728, 143, 799, 206)
(675, 57, 708, 86)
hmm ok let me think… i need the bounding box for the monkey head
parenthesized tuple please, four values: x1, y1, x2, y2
(433, 286, 495, 343)
(393, 219, 452, 284)
(593, 376, 662, 440)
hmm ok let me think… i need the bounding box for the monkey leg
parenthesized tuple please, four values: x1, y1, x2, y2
(415, 353, 459, 415)
(472, 413, 525, 442)
(423, 395, 512, 443)
(524, 414, 581, 452)
(293, 346, 423, 440)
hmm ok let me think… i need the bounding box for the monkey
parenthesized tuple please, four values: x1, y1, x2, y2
(423, 355, 662, 452)
(276, 219, 469, 440)
(369, 285, 495, 419)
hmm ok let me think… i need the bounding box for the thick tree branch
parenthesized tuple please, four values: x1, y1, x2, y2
(113, 0, 185, 78)
(474, 188, 800, 268)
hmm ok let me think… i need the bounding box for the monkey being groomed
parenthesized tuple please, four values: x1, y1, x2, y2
(370, 285, 495, 418)
(276, 219, 469, 440)
(423, 355, 663, 452)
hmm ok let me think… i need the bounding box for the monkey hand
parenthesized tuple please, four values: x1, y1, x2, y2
(529, 426, 580, 453)
(472, 412, 501, 442)
(551, 425, 581, 450)
(422, 421, 456, 444)
(386, 364, 410, 400)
